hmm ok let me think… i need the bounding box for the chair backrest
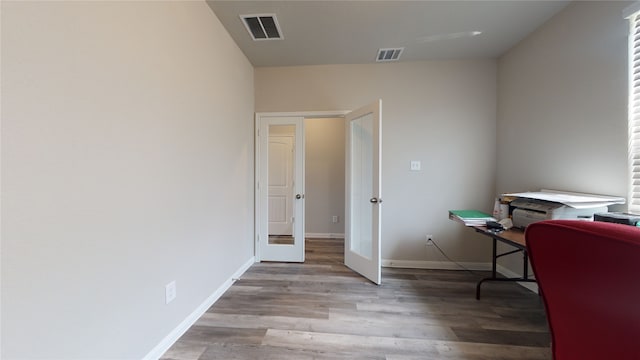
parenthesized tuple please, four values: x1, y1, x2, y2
(526, 220, 640, 360)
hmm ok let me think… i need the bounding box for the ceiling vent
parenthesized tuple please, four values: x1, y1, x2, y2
(376, 48, 404, 62)
(240, 14, 283, 41)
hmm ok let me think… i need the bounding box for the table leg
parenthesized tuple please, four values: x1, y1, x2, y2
(491, 237, 497, 277)
(476, 237, 498, 300)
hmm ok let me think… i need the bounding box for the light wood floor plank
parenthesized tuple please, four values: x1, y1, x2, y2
(261, 329, 550, 360)
(161, 238, 550, 360)
(194, 312, 459, 341)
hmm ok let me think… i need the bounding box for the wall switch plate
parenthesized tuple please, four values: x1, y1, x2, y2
(165, 281, 177, 304)
(410, 161, 421, 171)
(332, 215, 339, 223)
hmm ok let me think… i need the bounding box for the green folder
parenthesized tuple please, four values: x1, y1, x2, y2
(449, 210, 493, 219)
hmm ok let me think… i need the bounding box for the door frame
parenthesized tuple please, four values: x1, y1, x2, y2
(255, 111, 349, 262)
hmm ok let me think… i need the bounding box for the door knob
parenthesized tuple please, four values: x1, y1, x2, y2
(296, 194, 304, 199)
(370, 197, 382, 203)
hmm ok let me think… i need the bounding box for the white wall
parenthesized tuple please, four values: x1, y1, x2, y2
(305, 118, 345, 237)
(1, 1, 254, 358)
(256, 61, 497, 264)
(497, 1, 629, 273)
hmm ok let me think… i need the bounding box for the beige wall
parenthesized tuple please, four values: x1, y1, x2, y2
(1, 1, 254, 358)
(305, 118, 345, 236)
(5, 1, 625, 356)
(497, 1, 629, 273)
(497, 1, 629, 196)
(256, 61, 497, 264)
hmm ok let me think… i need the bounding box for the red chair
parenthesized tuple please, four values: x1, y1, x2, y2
(525, 220, 640, 360)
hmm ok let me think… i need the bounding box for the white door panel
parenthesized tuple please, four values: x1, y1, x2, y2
(345, 100, 382, 284)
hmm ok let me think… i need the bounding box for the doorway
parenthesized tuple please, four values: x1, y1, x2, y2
(255, 101, 382, 283)
(264, 118, 346, 247)
(304, 117, 346, 240)
(255, 113, 346, 262)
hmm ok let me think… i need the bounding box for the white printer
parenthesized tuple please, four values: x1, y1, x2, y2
(510, 198, 608, 228)
(503, 190, 626, 228)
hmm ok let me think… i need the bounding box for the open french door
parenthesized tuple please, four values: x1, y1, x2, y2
(257, 116, 305, 262)
(345, 100, 382, 284)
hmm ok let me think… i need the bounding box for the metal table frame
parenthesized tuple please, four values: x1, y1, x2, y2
(474, 227, 537, 300)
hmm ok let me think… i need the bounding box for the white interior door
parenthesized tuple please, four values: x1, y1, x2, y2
(258, 117, 305, 262)
(268, 135, 294, 235)
(345, 100, 382, 284)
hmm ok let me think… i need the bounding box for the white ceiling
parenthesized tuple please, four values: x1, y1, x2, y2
(207, 0, 570, 67)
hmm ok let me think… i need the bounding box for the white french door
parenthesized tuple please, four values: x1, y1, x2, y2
(257, 117, 305, 262)
(345, 100, 382, 284)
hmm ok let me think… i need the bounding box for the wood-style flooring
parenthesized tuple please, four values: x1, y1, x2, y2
(161, 238, 550, 360)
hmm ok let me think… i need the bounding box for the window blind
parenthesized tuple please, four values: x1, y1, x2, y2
(629, 13, 640, 213)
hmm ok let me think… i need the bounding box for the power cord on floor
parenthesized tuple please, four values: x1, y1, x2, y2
(429, 238, 482, 276)
(429, 237, 537, 281)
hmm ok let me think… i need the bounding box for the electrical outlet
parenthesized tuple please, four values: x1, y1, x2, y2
(426, 234, 434, 246)
(410, 160, 421, 171)
(165, 281, 177, 304)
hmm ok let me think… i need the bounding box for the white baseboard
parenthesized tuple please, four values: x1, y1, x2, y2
(496, 264, 538, 293)
(305, 233, 345, 239)
(143, 256, 255, 360)
(382, 259, 491, 271)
